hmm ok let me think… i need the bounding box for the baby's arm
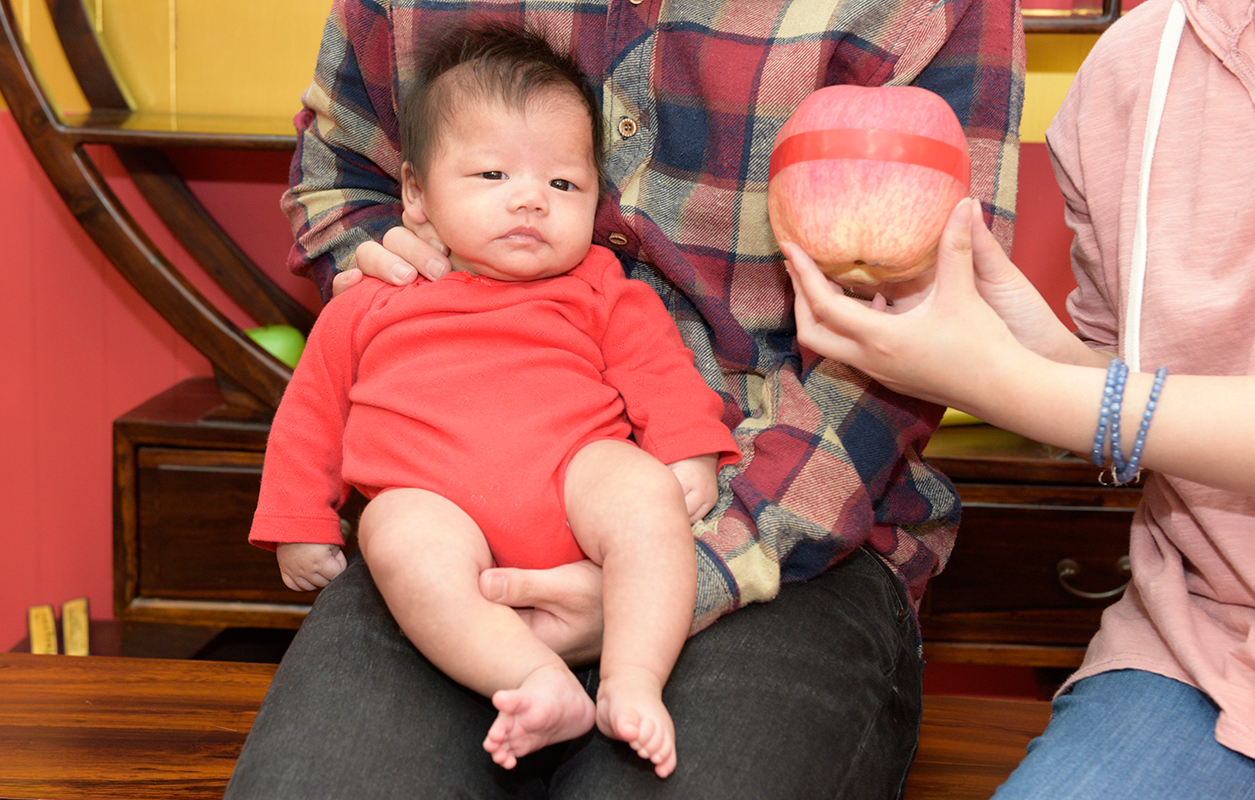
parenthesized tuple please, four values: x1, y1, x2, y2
(593, 261, 739, 526)
(252, 283, 380, 591)
(276, 542, 347, 592)
(667, 453, 719, 523)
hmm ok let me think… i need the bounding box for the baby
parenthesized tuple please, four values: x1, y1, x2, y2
(250, 22, 739, 779)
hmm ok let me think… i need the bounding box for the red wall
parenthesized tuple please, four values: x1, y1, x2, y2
(1012, 142, 1075, 327)
(0, 114, 1076, 652)
(0, 111, 312, 648)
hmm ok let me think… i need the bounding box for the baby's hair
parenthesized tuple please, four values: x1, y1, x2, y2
(400, 21, 604, 185)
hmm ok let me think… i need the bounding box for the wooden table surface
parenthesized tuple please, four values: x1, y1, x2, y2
(0, 653, 273, 799)
(909, 693, 1051, 798)
(0, 652, 1048, 799)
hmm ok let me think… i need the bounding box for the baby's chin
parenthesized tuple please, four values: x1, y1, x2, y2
(451, 253, 578, 282)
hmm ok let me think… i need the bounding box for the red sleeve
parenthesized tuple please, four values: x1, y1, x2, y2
(249, 282, 379, 550)
(593, 254, 741, 468)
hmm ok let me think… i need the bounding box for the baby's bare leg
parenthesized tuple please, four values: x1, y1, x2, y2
(356, 489, 594, 769)
(564, 442, 697, 778)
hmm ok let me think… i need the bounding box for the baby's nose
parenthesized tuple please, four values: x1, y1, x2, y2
(509, 181, 548, 213)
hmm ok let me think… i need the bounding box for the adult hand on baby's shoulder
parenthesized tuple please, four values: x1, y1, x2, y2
(480, 560, 604, 667)
(333, 217, 452, 297)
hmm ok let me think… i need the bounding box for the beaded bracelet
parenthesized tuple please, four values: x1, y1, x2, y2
(1090, 357, 1168, 485)
(1091, 358, 1129, 469)
(1113, 365, 1169, 484)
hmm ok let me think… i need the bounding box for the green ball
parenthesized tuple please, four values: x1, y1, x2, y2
(245, 325, 307, 369)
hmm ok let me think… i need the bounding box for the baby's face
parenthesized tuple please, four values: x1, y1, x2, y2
(407, 90, 599, 282)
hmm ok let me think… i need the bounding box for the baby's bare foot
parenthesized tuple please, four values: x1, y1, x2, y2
(483, 664, 595, 770)
(596, 667, 677, 778)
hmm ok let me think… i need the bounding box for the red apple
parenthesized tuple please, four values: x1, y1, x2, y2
(768, 85, 970, 285)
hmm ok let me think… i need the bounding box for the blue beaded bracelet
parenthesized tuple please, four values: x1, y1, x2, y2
(1113, 365, 1169, 484)
(1108, 363, 1130, 476)
(1091, 358, 1129, 468)
(1091, 358, 1167, 484)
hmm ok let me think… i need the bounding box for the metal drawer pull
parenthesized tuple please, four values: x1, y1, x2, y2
(1056, 556, 1131, 600)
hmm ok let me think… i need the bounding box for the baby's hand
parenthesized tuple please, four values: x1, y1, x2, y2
(667, 454, 720, 523)
(276, 542, 347, 592)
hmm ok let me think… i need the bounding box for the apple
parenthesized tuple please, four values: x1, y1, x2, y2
(768, 85, 970, 285)
(245, 324, 306, 369)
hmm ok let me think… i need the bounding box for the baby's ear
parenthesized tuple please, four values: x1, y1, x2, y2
(401, 161, 426, 220)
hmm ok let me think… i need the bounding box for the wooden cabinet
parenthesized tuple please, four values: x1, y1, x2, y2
(113, 381, 1140, 663)
(113, 379, 363, 629)
(920, 424, 1142, 667)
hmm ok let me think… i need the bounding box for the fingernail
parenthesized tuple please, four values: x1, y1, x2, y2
(392, 263, 417, 282)
(956, 197, 973, 221)
(426, 258, 449, 279)
(483, 573, 505, 601)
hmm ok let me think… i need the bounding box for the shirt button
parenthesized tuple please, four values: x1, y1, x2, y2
(629, 0, 643, 5)
(617, 117, 638, 138)
(608, 232, 629, 246)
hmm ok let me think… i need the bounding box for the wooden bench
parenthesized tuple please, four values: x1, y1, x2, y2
(0, 653, 1050, 799)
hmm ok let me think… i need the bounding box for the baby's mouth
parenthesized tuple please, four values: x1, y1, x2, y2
(501, 226, 544, 244)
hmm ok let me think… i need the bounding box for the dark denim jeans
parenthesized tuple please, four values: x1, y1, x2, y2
(225, 547, 922, 799)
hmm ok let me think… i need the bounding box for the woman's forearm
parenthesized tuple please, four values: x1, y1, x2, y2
(970, 348, 1255, 496)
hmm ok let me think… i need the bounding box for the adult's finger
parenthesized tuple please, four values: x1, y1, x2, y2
(480, 560, 602, 611)
(330, 267, 365, 298)
(354, 238, 420, 286)
(930, 198, 979, 295)
(781, 242, 840, 310)
(381, 223, 450, 281)
(782, 241, 881, 361)
(480, 561, 604, 665)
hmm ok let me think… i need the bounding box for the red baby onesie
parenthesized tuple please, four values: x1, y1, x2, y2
(251, 245, 740, 569)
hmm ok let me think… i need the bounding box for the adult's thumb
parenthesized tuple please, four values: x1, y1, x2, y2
(479, 567, 538, 607)
(934, 198, 977, 288)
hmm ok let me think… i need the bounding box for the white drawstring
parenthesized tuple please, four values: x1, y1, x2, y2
(1125, 0, 1186, 372)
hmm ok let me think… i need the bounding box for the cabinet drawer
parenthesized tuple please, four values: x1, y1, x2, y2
(114, 380, 364, 628)
(920, 483, 1139, 657)
(135, 447, 297, 603)
(930, 503, 1134, 614)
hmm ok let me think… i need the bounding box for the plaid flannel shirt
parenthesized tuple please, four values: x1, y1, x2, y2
(283, 0, 1026, 632)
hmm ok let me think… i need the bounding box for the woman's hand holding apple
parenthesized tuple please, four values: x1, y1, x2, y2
(837, 196, 1087, 364)
(784, 198, 1029, 418)
(962, 219, 1100, 368)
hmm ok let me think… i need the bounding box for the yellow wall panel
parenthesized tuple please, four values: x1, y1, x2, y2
(3, 0, 331, 118)
(8, 5, 1096, 146)
(2, 0, 89, 114)
(91, 0, 172, 112)
(170, 1, 332, 118)
(1021, 32, 1100, 143)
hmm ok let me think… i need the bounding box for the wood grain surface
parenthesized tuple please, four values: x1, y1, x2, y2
(0, 654, 274, 799)
(0, 652, 1048, 799)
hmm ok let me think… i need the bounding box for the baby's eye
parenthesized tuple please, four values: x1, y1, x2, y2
(550, 179, 575, 191)
(479, 171, 506, 180)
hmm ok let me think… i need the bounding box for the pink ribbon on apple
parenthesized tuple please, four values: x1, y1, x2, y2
(768, 128, 970, 188)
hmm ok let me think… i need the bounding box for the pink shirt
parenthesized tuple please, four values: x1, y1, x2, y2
(1048, 0, 1255, 757)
